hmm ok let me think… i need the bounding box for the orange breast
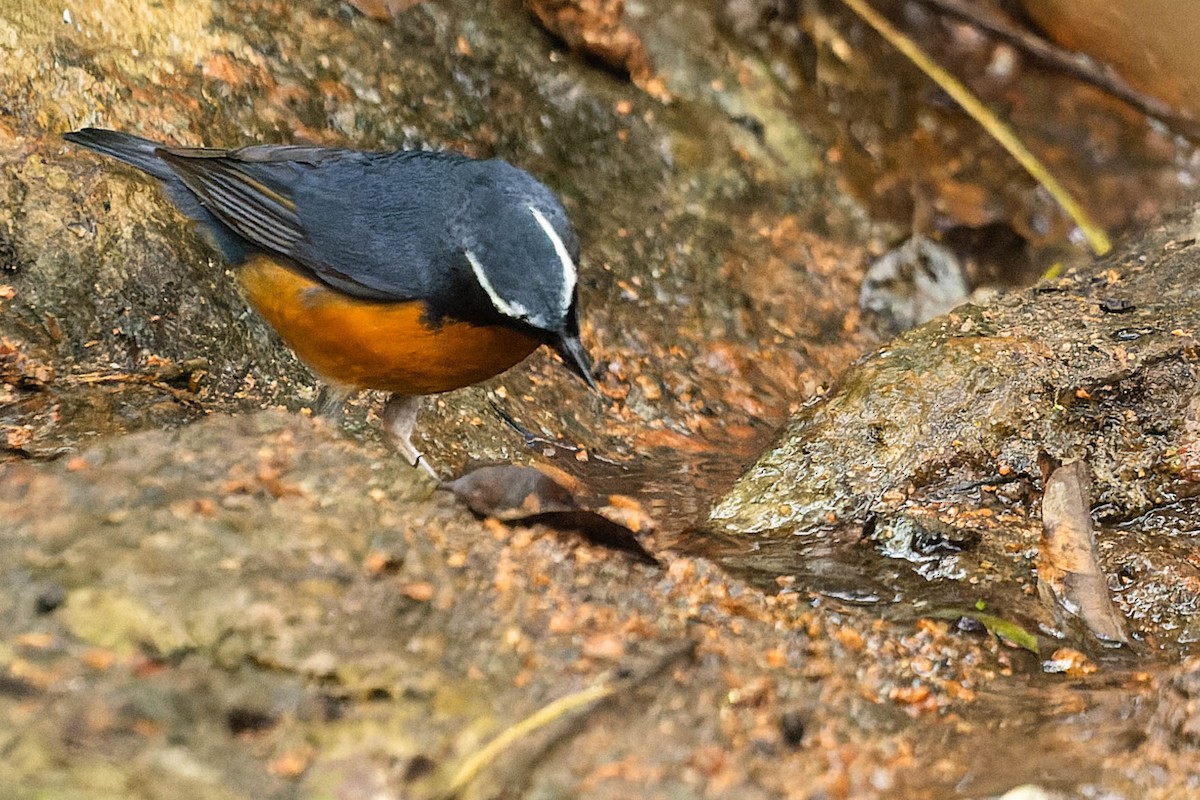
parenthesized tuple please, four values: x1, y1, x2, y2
(236, 255, 541, 395)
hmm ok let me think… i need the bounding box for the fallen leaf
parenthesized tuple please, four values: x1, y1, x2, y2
(445, 465, 658, 563)
(445, 465, 577, 520)
(1039, 460, 1128, 645)
(1042, 647, 1097, 677)
(346, 0, 423, 21)
(525, 0, 670, 100)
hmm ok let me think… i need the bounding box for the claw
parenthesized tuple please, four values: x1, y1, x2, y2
(382, 394, 438, 479)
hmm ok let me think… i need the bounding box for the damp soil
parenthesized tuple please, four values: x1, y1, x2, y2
(3, 0, 1200, 797)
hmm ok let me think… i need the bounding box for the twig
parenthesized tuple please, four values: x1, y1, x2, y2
(445, 683, 614, 796)
(912, 0, 1200, 143)
(443, 639, 697, 798)
(835, 0, 1112, 256)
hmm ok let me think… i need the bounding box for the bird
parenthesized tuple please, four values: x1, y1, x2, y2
(62, 128, 597, 477)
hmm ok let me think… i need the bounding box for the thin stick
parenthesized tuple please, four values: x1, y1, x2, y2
(443, 639, 696, 797)
(444, 682, 614, 796)
(836, 0, 1112, 256)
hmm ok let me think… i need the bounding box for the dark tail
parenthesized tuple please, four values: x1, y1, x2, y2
(62, 128, 250, 263)
(62, 128, 175, 181)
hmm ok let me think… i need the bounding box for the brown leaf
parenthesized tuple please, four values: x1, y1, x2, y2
(347, 0, 423, 22)
(1038, 460, 1128, 645)
(446, 465, 658, 563)
(525, 0, 670, 100)
(446, 465, 578, 520)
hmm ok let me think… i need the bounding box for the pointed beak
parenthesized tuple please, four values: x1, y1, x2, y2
(553, 333, 600, 394)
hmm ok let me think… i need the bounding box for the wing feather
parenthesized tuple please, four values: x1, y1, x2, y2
(153, 146, 475, 302)
(158, 153, 306, 254)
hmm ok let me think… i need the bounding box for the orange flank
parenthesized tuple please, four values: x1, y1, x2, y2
(237, 255, 541, 394)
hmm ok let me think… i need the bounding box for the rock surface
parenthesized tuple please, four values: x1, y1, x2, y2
(711, 203, 1200, 656)
(4, 0, 1200, 796)
(714, 205, 1200, 536)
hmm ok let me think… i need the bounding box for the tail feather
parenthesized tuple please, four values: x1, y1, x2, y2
(62, 127, 250, 263)
(62, 128, 176, 181)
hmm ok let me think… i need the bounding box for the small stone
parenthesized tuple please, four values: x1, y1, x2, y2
(34, 582, 66, 614)
(779, 709, 806, 747)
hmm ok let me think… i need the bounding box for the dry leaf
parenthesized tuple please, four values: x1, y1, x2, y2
(1038, 460, 1128, 645)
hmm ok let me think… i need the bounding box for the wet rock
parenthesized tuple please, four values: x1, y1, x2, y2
(1146, 657, 1200, 752)
(709, 202, 1200, 657)
(713, 203, 1200, 537)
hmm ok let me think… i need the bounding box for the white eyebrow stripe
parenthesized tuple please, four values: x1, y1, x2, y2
(465, 248, 530, 321)
(528, 205, 577, 314)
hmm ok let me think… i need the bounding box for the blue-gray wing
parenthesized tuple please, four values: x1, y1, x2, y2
(158, 146, 471, 301)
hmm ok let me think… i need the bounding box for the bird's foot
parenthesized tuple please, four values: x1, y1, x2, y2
(382, 394, 438, 479)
